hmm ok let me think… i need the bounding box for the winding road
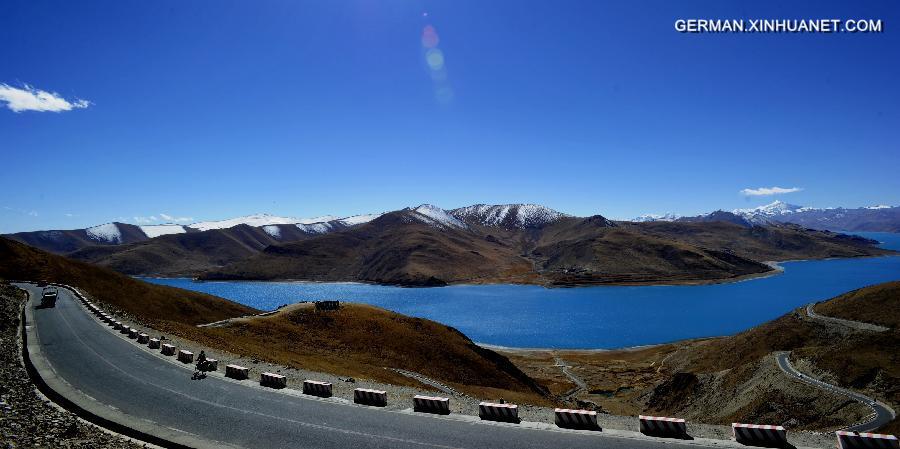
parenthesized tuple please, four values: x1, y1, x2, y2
(775, 352, 895, 432)
(804, 303, 889, 333)
(17, 283, 749, 449)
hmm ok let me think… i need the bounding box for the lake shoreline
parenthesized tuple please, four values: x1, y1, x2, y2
(141, 252, 900, 290)
(142, 235, 900, 350)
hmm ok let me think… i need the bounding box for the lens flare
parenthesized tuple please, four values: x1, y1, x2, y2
(421, 25, 439, 48)
(435, 86, 454, 103)
(420, 24, 453, 104)
(425, 49, 444, 71)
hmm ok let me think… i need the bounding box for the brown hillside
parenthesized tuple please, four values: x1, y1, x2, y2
(532, 224, 771, 285)
(5, 222, 149, 254)
(202, 212, 537, 286)
(648, 281, 900, 430)
(0, 237, 255, 326)
(178, 303, 549, 401)
(814, 281, 900, 328)
(627, 221, 888, 262)
(202, 209, 889, 286)
(68, 224, 290, 277)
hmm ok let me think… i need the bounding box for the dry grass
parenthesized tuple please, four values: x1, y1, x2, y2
(503, 343, 692, 415)
(173, 303, 551, 404)
(0, 237, 254, 326)
(815, 281, 900, 328)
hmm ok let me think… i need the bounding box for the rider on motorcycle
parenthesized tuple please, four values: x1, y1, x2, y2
(196, 350, 208, 371)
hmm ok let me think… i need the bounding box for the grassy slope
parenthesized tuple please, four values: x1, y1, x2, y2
(0, 237, 254, 326)
(177, 303, 550, 402)
(814, 281, 900, 328)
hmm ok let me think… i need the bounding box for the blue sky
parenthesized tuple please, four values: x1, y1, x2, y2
(1, 0, 898, 233)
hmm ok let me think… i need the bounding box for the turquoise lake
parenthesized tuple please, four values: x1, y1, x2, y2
(145, 232, 900, 349)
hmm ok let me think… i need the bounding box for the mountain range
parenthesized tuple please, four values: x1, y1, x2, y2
(635, 201, 900, 232)
(4, 203, 892, 287)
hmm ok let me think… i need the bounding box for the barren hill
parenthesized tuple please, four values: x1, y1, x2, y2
(182, 302, 549, 401)
(202, 208, 889, 286)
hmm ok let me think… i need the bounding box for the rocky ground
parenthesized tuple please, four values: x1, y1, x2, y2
(0, 284, 145, 449)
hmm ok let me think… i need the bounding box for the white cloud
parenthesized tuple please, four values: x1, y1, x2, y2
(0, 83, 91, 113)
(740, 186, 803, 197)
(159, 213, 193, 222)
(27, 210, 38, 216)
(134, 215, 158, 223)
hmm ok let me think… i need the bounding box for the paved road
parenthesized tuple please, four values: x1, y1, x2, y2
(805, 303, 889, 333)
(390, 368, 470, 399)
(774, 352, 896, 432)
(554, 355, 587, 401)
(19, 284, 737, 449)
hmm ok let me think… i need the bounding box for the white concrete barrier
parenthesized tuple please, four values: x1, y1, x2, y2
(226, 364, 249, 380)
(161, 344, 177, 356)
(836, 431, 899, 449)
(413, 395, 450, 415)
(640, 415, 687, 437)
(112, 321, 123, 330)
(127, 328, 139, 339)
(177, 350, 194, 363)
(479, 402, 519, 423)
(148, 338, 161, 349)
(354, 388, 387, 407)
(137, 333, 149, 344)
(204, 358, 218, 371)
(120, 325, 131, 335)
(732, 423, 787, 448)
(555, 408, 599, 430)
(303, 380, 333, 398)
(260, 372, 286, 388)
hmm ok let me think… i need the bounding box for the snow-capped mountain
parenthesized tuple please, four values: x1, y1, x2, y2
(85, 223, 124, 243)
(336, 213, 383, 227)
(732, 200, 812, 219)
(253, 213, 386, 240)
(138, 224, 188, 238)
(407, 204, 467, 229)
(189, 213, 337, 232)
(631, 213, 680, 223)
(635, 200, 900, 232)
(450, 204, 567, 229)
